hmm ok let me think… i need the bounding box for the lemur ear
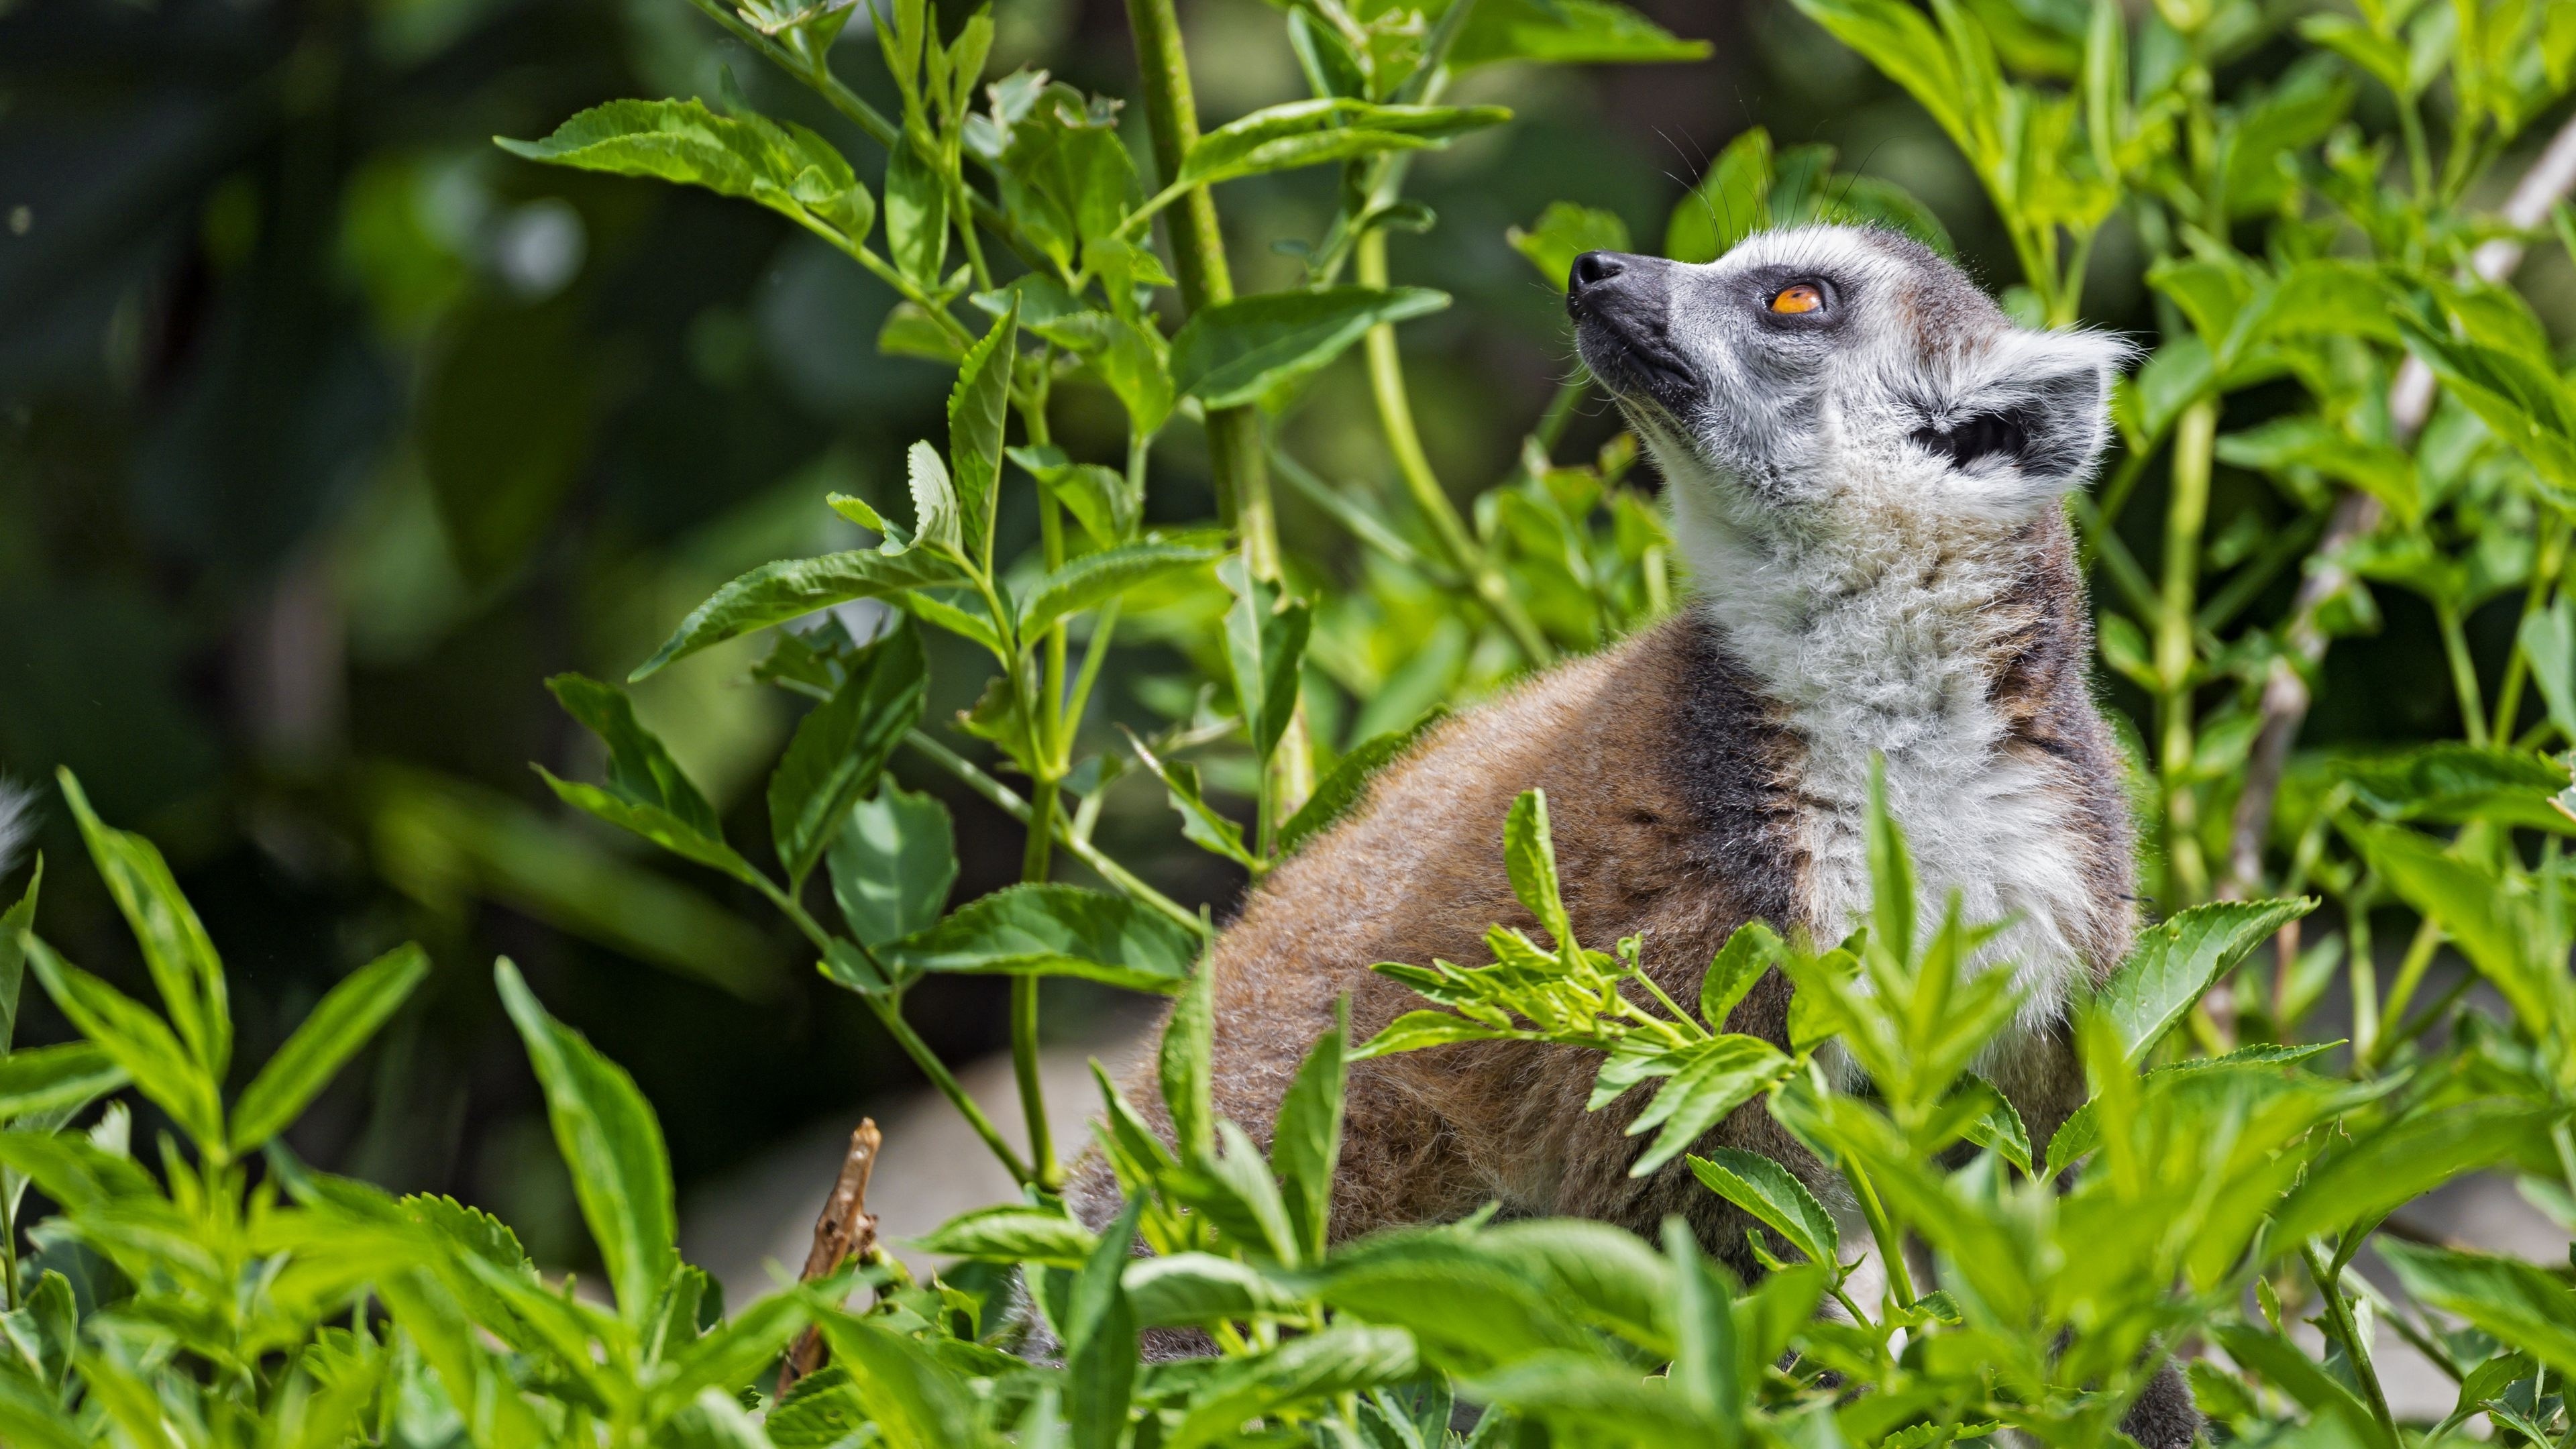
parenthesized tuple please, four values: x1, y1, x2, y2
(1915, 328, 2131, 499)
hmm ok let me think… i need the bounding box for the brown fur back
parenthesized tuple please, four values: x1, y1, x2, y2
(1072, 613, 1840, 1275)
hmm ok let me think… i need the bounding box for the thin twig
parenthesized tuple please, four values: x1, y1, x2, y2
(2220, 110, 2576, 900)
(778, 1119, 883, 1398)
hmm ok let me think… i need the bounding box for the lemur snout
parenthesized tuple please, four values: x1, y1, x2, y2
(1566, 250, 1696, 410)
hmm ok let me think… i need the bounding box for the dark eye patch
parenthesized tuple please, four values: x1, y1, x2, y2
(1912, 408, 2032, 468)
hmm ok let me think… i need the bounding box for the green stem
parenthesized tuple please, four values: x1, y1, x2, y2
(1356, 229, 1555, 665)
(1017, 779, 1061, 1189)
(1121, 0, 1311, 818)
(2492, 519, 2567, 742)
(756, 877, 1033, 1184)
(2434, 600, 2490, 747)
(2159, 398, 2218, 904)
(904, 729, 1210, 936)
(682, 0, 1051, 274)
(1848, 1163, 1917, 1311)
(2372, 916, 2444, 1061)
(2303, 1240, 2400, 1444)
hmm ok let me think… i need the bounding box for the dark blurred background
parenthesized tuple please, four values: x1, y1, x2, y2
(1, 0, 2510, 1271)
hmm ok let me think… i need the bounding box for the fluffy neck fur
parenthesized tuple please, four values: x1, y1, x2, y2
(1661, 430, 2102, 1032)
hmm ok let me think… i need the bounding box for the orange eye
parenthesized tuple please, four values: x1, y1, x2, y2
(1770, 283, 1825, 315)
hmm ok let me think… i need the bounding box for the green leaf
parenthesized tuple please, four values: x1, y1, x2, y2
(648, 1291, 810, 1419)
(0, 1041, 124, 1124)
(2346, 821, 2571, 1038)
(2094, 898, 2314, 1063)
(2329, 744, 2575, 833)
(631, 549, 971, 679)
(2519, 598, 2576, 743)
(1699, 922, 1782, 1032)
(949, 299, 1018, 566)
(547, 676, 723, 841)
(816, 1314, 984, 1449)
(1274, 1003, 1347, 1264)
(494, 958, 678, 1326)
(0, 1125, 156, 1210)
(2270, 1100, 2559, 1249)
(1175, 101, 1510, 191)
(767, 624, 928, 887)
(1018, 539, 1222, 638)
(875, 883, 1201, 992)
(1168, 1325, 1421, 1449)
(1065, 1195, 1142, 1449)
(1624, 1036, 1791, 1175)
(1170, 286, 1449, 409)
(2211, 1325, 2391, 1448)
(498, 99, 870, 243)
(903, 439, 962, 557)
(1662, 1220, 1742, 1432)
(2378, 1240, 2576, 1377)
(1012, 445, 1139, 547)
(1277, 715, 1437, 858)
(1503, 789, 1576, 956)
(229, 943, 430, 1152)
(1125, 1252, 1309, 1328)
(1220, 557, 1313, 770)
(24, 938, 223, 1150)
(882, 138, 949, 286)
(1509, 201, 1631, 290)
(910, 1203, 1098, 1269)
(1687, 1148, 1838, 1265)
(1665, 128, 1771, 265)
(1129, 734, 1258, 869)
(1168, 1120, 1303, 1265)
(826, 782, 957, 948)
(1864, 759, 1913, 966)
(535, 767, 765, 886)
(1162, 950, 1216, 1159)
(0, 859, 37, 1055)
(1450, 0, 1711, 67)
(57, 769, 229, 1082)
(1784, 0, 1969, 156)
(1351, 1008, 1521, 1059)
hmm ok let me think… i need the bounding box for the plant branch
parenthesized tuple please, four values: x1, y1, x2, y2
(904, 729, 1210, 936)
(777, 1118, 881, 1397)
(2222, 108, 2576, 899)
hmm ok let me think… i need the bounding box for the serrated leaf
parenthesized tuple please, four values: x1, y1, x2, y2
(1350, 1009, 1522, 1059)
(229, 943, 430, 1152)
(910, 1204, 1098, 1269)
(767, 624, 927, 887)
(1509, 201, 1630, 289)
(1168, 1325, 1420, 1449)
(949, 299, 1018, 566)
(498, 99, 869, 242)
(1176, 101, 1509, 190)
(1624, 1035, 1790, 1175)
(1688, 1148, 1838, 1265)
(826, 782, 957, 948)
(1019, 539, 1222, 637)
(2094, 898, 2314, 1063)
(1220, 557, 1311, 769)
(875, 883, 1200, 992)
(631, 549, 971, 679)
(1274, 1004, 1346, 1263)
(547, 675, 723, 841)
(535, 767, 764, 885)
(1171, 287, 1449, 409)
(494, 958, 678, 1326)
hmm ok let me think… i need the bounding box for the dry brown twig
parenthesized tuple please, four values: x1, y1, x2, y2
(776, 1118, 883, 1399)
(2219, 111, 2576, 905)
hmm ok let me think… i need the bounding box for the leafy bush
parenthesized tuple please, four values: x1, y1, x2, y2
(7, 0, 2576, 1442)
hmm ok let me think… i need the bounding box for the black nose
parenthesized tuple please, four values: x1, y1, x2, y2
(1568, 250, 1625, 292)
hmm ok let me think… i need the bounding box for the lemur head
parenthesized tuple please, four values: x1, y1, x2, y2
(1566, 226, 2128, 537)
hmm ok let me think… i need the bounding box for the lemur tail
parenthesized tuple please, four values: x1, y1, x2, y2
(0, 780, 36, 886)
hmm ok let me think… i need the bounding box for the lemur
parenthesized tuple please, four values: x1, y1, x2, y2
(1068, 225, 2196, 1446)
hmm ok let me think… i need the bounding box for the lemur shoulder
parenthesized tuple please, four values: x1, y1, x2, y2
(1071, 225, 2187, 1442)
